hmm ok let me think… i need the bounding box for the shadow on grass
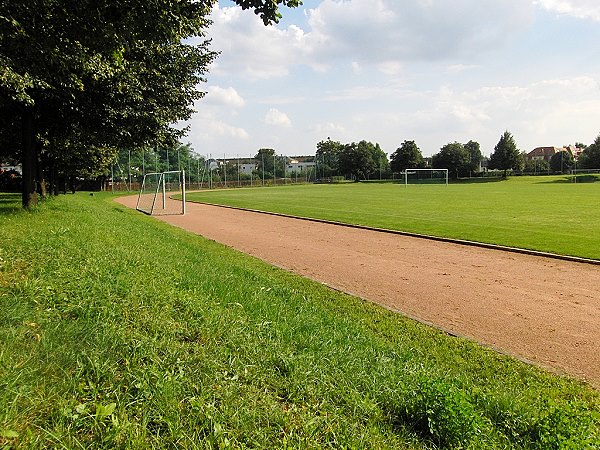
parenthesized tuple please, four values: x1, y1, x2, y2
(453, 177, 505, 184)
(0, 193, 22, 215)
(534, 175, 599, 184)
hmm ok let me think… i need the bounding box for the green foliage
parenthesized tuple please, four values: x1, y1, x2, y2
(254, 148, 276, 176)
(550, 151, 575, 173)
(233, 0, 302, 25)
(524, 158, 550, 173)
(316, 138, 342, 178)
(2, 0, 301, 206)
(579, 134, 600, 169)
(337, 140, 388, 180)
(431, 142, 470, 178)
(0, 193, 599, 447)
(489, 131, 522, 176)
(390, 140, 424, 172)
(464, 140, 483, 174)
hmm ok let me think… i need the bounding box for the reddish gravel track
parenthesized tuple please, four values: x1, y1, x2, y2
(116, 195, 600, 388)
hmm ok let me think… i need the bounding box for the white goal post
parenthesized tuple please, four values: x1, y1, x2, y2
(136, 170, 186, 215)
(401, 168, 448, 186)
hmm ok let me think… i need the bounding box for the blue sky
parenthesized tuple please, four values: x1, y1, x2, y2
(182, 0, 600, 158)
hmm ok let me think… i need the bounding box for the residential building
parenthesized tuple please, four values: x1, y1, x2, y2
(287, 156, 315, 173)
(527, 145, 582, 162)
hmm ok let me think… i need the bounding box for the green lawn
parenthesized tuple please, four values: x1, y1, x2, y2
(186, 176, 600, 260)
(1, 192, 599, 448)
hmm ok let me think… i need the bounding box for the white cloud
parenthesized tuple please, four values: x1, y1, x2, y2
(205, 86, 246, 108)
(206, 1, 534, 79)
(447, 64, 481, 73)
(186, 110, 250, 141)
(264, 108, 292, 127)
(207, 6, 311, 79)
(534, 0, 600, 21)
(305, 0, 533, 64)
(311, 122, 346, 134)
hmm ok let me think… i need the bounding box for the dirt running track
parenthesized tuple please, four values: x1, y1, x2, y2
(116, 196, 600, 388)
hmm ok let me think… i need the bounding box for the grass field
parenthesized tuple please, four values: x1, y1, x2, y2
(1, 192, 599, 448)
(186, 175, 600, 260)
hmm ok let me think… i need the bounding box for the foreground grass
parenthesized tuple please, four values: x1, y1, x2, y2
(186, 176, 600, 260)
(1, 192, 599, 449)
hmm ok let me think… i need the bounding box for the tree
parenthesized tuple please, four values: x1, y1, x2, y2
(431, 142, 470, 179)
(524, 158, 549, 174)
(234, 0, 302, 25)
(369, 142, 389, 179)
(315, 138, 341, 178)
(337, 141, 375, 180)
(549, 151, 574, 173)
(578, 135, 600, 169)
(1, 0, 299, 208)
(254, 148, 276, 178)
(390, 140, 424, 172)
(489, 131, 521, 177)
(464, 140, 483, 175)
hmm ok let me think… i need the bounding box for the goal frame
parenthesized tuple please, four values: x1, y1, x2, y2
(136, 170, 186, 215)
(401, 168, 448, 186)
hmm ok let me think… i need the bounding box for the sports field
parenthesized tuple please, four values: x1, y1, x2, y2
(186, 176, 600, 260)
(2, 192, 599, 448)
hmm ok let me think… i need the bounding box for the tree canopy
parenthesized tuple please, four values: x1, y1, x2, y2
(337, 140, 386, 180)
(549, 151, 574, 173)
(488, 131, 521, 177)
(315, 138, 342, 178)
(390, 140, 424, 172)
(578, 135, 600, 169)
(431, 142, 470, 179)
(0, 0, 300, 207)
(464, 140, 483, 174)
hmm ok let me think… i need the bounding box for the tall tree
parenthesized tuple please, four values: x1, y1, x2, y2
(431, 142, 470, 179)
(315, 138, 341, 177)
(370, 142, 389, 178)
(254, 148, 276, 177)
(337, 142, 371, 180)
(390, 140, 424, 172)
(489, 131, 521, 177)
(464, 140, 483, 175)
(1, 0, 299, 208)
(549, 151, 574, 174)
(578, 134, 600, 169)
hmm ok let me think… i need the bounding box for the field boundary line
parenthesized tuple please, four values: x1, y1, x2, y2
(193, 201, 600, 266)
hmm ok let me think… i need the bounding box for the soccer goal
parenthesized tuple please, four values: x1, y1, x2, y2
(401, 168, 448, 186)
(569, 168, 600, 183)
(136, 170, 186, 215)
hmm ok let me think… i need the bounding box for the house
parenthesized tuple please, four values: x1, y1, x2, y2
(286, 156, 315, 173)
(527, 145, 582, 162)
(215, 158, 256, 175)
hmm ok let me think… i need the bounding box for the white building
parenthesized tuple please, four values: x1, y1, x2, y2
(287, 156, 316, 173)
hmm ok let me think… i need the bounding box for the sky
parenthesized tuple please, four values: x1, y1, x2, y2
(181, 0, 600, 159)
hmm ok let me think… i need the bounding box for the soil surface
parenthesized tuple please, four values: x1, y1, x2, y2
(116, 196, 600, 388)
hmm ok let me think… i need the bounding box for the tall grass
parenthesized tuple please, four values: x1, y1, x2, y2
(0, 192, 599, 448)
(186, 176, 600, 259)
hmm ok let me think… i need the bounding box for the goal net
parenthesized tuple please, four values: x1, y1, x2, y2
(136, 170, 186, 215)
(569, 168, 600, 183)
(401, 169, 448, 186)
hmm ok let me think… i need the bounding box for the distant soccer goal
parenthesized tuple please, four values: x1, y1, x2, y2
(136, 170, 186, 215)
(569, 168, 600, 183)
(401, 168, 448, 186)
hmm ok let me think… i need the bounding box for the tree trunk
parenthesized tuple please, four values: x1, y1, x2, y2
(36, 143, 47, 199)
(21, 107, 38, 208)
(48, 159, 58, 196)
